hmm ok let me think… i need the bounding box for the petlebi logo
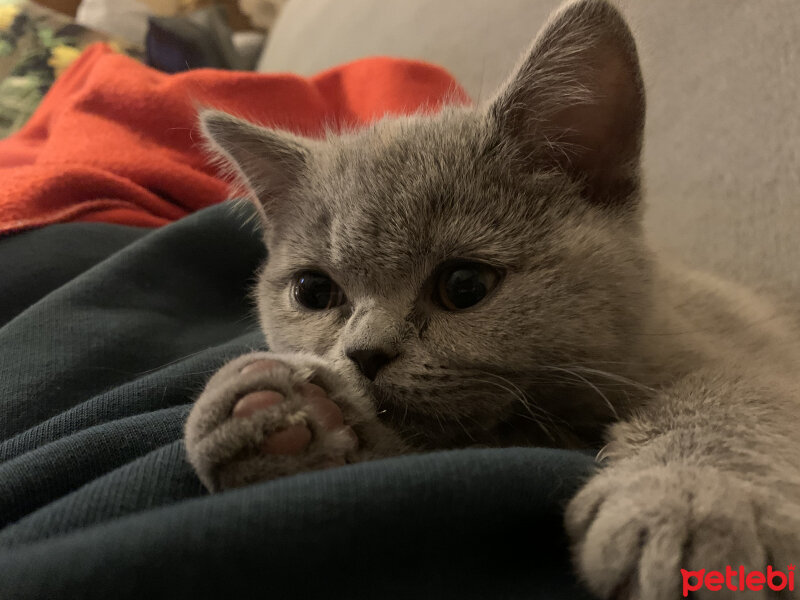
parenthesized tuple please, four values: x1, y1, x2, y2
(681, 565, 795, 596)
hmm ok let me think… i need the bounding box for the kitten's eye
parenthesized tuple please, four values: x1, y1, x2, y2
(437, 262, 500, 311)
(293, 271, 346, 310)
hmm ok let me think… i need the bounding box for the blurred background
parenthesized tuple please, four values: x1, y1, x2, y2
(2, 0, 799, 298)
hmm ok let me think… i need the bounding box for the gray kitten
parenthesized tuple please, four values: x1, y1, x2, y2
(184, 0, 800, 597)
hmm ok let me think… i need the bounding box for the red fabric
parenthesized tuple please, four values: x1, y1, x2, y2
(0, 43, 468, 235)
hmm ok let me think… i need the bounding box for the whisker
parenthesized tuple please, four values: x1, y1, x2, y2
(540, 366, 619, 419)
(465, 376, 557, 442)
(450, 414, 476, 442)
(557, 365, 656, 395)
(133, 348, 219, 376)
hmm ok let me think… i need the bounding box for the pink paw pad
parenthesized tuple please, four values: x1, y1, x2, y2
(232, 360, 358, 456)
(232, 390, 284, 418)
(261, 424, 312, 455)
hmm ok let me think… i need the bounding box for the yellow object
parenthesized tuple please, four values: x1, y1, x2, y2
(0, 4, 21, 32)
(48, 45, 82, 78)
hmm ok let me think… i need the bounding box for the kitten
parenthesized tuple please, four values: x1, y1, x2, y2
(184, 0, 800, 597)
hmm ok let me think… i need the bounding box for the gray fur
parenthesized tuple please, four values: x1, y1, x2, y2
(185, 0, 800, 597)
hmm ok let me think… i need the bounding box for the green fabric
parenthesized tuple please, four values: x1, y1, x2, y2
(0, 202, 595, 599)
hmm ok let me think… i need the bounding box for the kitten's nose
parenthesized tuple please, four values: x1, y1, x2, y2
(346, 348, 397, 381)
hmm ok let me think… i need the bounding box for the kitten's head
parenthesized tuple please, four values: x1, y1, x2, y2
(201, 0, 651, 447)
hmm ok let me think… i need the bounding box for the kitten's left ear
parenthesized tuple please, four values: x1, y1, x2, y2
(199, 109, 316, 226)
(489, 0, 645, 206)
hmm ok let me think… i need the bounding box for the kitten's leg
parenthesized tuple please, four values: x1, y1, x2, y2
(184, 352, 406, 491)
(566, 368, 800, 600)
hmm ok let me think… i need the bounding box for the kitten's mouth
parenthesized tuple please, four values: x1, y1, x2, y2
(370, 386, 440, 431)
(372, 390, 418, 426)
(369, 384, 491, 448)
(368, 378, 582, 449)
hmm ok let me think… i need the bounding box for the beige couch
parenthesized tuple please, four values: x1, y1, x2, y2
(256, 0, 800, 298)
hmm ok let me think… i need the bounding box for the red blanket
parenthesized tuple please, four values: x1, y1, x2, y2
(0, 44, 467, 235)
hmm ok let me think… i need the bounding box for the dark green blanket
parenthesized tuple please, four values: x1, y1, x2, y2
(0, 203, 595, 599)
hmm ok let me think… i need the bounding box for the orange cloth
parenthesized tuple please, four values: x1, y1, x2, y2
(0, 43, 468, 235)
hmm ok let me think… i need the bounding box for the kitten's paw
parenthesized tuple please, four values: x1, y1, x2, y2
(565, 464, 799, 600)
(185, 352, 379, 491)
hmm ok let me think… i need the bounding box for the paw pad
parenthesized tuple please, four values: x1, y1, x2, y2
(231, 359, 357, 457)
(232, 391, 284, 418)
(261, 424, 312, 455)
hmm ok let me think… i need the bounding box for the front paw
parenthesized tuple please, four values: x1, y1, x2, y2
(185, 352, 390, 491)
(566, 463, 799, 599)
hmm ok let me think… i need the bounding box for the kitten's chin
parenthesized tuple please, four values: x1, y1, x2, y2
(369, 385, 455, 448)
(369, 382, 586, 450)
(369, 383, 507, 449)
(370, 385, 419, 427)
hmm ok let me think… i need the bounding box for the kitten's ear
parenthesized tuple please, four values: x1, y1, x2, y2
(199, 109, 313, 223)
(489, 0, 645, 206)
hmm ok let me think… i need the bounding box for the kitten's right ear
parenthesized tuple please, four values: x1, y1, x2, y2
(488, 0, 645, 207)
(199, 110, 313, 224)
